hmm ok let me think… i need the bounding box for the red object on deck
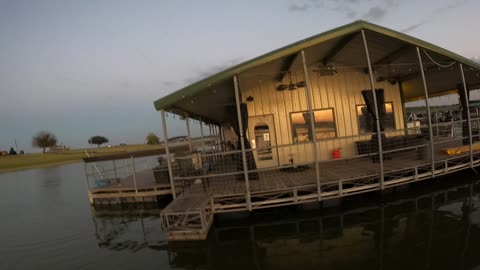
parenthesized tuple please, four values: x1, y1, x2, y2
(332, 149, 341, 159)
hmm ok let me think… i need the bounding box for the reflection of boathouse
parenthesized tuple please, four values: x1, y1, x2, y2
(91, 177, 480, 269)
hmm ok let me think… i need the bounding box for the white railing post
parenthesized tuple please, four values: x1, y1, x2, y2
(301, 50, 321, 199)
(416, 47, 436, 176)
(460, 63, 474, 167)
(234, 75, 252, 211)
(161, 110, 177, 199)
(362, 30, 384, 189)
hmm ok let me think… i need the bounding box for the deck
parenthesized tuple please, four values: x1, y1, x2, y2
(88, 169, 180, 205)
(159, 139, 479, 241)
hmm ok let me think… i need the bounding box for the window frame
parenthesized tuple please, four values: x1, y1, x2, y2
(289, 108, 337, 144)
(356, 102, 396, 134)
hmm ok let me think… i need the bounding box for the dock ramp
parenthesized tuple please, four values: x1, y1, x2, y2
(160, 192, 213, 241)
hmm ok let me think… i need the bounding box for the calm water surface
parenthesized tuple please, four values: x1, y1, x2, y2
(1, 163, 480, 270)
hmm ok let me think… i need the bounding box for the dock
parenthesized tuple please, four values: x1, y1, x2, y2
(159, 138, 479, 241)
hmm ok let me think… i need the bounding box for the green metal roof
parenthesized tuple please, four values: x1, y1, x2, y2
(153, 20, 480, 111)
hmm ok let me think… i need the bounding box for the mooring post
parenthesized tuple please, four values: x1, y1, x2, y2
(161, 110, 177, 199)
(301, 50, 321, 199)
(234, 75, 252, 211)
(416, 47, 436, 177)
(131, 156, 138, 194)
(362, 30, 385, 189)
(460, 63, 474, 167)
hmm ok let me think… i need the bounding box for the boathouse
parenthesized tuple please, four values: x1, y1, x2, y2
(85, 20, 480, 240)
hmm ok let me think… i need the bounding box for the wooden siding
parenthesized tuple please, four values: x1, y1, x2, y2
(241, 69, 405, 165)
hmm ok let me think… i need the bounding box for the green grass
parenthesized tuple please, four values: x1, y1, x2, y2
(0, 144, 165, 173)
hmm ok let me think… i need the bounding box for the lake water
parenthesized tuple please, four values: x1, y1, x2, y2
(1, 163, 480, 270)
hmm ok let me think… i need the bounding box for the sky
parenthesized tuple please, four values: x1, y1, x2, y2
(1, 0, 480, 152)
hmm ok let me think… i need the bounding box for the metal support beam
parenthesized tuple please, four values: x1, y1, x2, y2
(322, 33, 358, 65)
(301, 50, 321, 199)
(185, 116, 193, 152)
(233, 75, 252, 211)
(362, 30, 385, 189)
(398, 81, 409, 136)
(161, 110, 176, 199)
(416, 47, 436, 176)
(200, 121, 206, 154)
(460, 63, 474, 167)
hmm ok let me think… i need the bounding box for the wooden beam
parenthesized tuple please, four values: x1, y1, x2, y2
(276, 53, 299, 82)
(373, 44, 410, 66)
(322, 33, 358, 65)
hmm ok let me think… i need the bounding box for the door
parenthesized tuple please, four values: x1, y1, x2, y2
(248, 114, 278, 168)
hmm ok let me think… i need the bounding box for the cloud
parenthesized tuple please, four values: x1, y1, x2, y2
(287, 0, 400, 21)
(183, 58, 244, 85)
(401, 21, 428, 33)
(288, 3, 310, 12)
(401, 0, 470, 33)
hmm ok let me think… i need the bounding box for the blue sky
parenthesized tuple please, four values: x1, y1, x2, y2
(1, 0, 479, 152)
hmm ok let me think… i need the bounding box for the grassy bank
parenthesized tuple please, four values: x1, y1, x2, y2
(0, 144, 165, 173)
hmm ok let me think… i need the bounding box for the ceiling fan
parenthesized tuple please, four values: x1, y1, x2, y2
(276, 72, 306, 91)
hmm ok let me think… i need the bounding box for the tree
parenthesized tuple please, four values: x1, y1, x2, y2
(32, 131, 57, 153)
(146, 132, 160, 145)
(88, 136, 109, 148)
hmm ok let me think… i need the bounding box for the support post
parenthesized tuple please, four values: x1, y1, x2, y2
(185, 115, 193, 152)
(361, 30, 384, 189)
(416, 47, 436, 176)
(301, 50, 321, 199)
(200, 121, 206, 154)
(131, 156, 138, 194)
(399, 81, 409, 136)
(112, 160, 118, 179)
(460, 63, 474, 167)
(161, 110, 176, 199)
(233, 75, 252, 211)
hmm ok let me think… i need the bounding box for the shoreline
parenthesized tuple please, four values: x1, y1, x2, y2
(0, 159, 82, 174)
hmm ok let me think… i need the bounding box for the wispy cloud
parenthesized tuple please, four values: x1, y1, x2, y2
(183, 58, 244, 84)
(401, 0, 470, 33)
(287, 0, 400, 21)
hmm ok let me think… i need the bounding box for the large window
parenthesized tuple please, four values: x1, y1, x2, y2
(356, 102, 395, 134)
(290, 108, 336, 143)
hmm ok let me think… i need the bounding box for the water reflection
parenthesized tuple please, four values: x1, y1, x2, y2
(91, 176, 480, 270)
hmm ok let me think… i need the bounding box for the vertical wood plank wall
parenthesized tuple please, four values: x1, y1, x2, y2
(241, 69, 405, 165)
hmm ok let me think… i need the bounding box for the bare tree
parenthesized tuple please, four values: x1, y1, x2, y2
(32, 131, 57, 153)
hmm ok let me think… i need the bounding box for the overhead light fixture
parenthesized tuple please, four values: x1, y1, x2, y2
(276, 72, 306, 91)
